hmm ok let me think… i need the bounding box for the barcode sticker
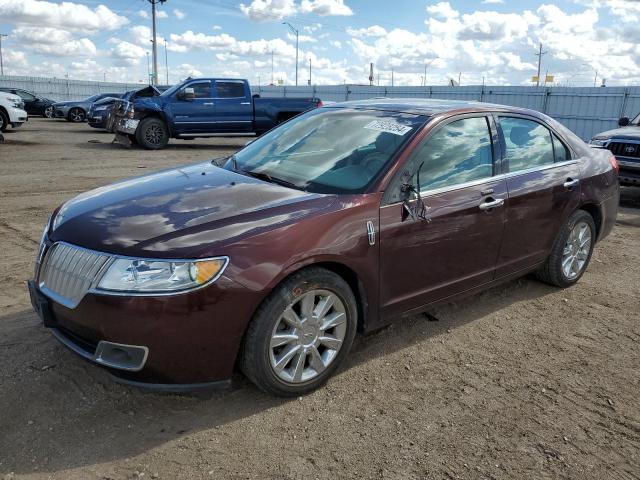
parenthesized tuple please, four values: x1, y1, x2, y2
(364, 120, 412, 136)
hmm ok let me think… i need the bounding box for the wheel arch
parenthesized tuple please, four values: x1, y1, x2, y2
(578, 202, 603, 240)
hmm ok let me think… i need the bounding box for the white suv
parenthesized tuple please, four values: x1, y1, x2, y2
(0, 91, 28, 132)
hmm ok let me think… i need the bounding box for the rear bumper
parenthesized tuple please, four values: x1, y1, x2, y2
(598, 185, 620, 242)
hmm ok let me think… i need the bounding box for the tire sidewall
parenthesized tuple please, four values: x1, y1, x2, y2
(244, 268, 357, 396)
(553, 211, 596, 287)
(0, 110, 7, 132)
(68, 108, 85, 122)
(136, 118, 169, 150)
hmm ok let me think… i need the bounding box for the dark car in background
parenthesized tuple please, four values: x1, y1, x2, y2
(52, 93, 122, 122)
(0, 87, 56, 117)
(113, 78, 322, 149)
(28, 99, 619, 396)
(87, 96, 122, 130)
(590, 112, 640, 186)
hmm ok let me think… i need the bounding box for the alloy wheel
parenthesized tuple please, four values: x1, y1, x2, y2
(561, 220, 592, 280)
(44, 106, 53, 118)
(69, 108, 84, 122)
(269, 289, 347, 384)
(144, 124, 164, 145)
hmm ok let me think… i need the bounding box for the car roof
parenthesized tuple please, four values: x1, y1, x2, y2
(328, 97, 542, 118)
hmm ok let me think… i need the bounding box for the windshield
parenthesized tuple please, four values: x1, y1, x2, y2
(161, 83, 182, 97)
(85, 94, 102, 102)
(226, 108, 426, 194)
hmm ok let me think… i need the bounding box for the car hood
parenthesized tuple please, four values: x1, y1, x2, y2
(0, 92, 20, 103)
(50, 162, 333, 258)
(133, 96, 164, 111)
(593, 126, 640, 140)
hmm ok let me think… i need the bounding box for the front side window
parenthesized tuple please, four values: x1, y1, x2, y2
(387, 116, 494, 203)
(227, 108, 426, 194)
(499, 117, 554, 172)
(216, 82, 245, 98)
(186, 82, 211, 99)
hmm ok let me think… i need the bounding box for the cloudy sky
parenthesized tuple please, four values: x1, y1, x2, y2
(0, 0, 639, 87)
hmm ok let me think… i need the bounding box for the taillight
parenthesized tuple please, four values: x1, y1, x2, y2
(609, 155, 619, 173)
(317, 100, 323, 107)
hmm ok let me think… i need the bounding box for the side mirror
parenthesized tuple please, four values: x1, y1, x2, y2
(179, 87, 195, 101)
(618, 117, 630, 127)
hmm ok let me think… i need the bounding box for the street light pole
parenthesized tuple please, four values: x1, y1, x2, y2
(164, 39, 169, 85)
(308, 58, 312, 86)
(0, 34, 7, 76)
(282, 21, 299, 86)
(146, 52, 151, 84)
(146, 0, 166, 85)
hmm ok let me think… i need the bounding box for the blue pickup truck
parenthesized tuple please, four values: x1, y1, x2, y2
(114, 78, 322, 149)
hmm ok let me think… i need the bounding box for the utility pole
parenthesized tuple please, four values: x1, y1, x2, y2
(593, 70, 598, 88)
(369, 63, 374, 86)
(271, 50, 274, 85)
(164, 39, 169, 85)
(0, 34, 7, 76)
(535, 43, 548, 87)
(391, 69, 394, 87)
(146, 0, 166, 85)
(308, 58, 312, 85)
(146, 51, 151, 84)
(282, 21, 299, 86)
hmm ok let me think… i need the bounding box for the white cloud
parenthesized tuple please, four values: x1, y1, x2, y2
(299, 0, 352, 16)
(137, 9, 148, 19)
(287, 32, 316, 42)
(12, 26, 97, 57)
(331, 40, 342, 49)
(347, 25, 387, 38)
(129, 25, 152, 46)
(482, 0, 504, 4)
(239, 0, 297, 21)
(156, 10, 168, 19)
(0, 0, 128, 33)
(111, 41, 147, 66)
(212, 25, 222, 30)
(173, 9, 186, 19)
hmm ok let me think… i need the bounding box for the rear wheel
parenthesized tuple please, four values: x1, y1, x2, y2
(536, 210, 596, 288)
(241, 267, 357, 396)
(67, 107, 85, 122)
(0, 109, 8, 132)
(135, 117, 169, 150)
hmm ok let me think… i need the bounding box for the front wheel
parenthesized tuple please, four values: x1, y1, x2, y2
(536, 210, 596, 288)
(241, 267, 357, 396)
(135, 117, 169, 150)
(43, 106, 53, 118)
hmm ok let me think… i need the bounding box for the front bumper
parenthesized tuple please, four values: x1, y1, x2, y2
(88, 112, 108, 128)
(53, 106, 70, 118)
(116, 117, 140, 135)
(8, 106, 28, 124)
(28, 241, 262, 388)
(618, 160, 640, 186)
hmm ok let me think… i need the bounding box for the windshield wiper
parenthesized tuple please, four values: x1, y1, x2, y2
(242, 169, 304, 191)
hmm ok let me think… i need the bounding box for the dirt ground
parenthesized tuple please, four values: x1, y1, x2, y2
(0, 118, 639, 480)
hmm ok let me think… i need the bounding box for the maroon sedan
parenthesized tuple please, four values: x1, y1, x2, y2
(28, 99, 619, 396)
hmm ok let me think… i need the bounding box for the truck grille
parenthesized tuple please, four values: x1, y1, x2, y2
(607, 142, 640, 159)
(38, 243, 112, 308)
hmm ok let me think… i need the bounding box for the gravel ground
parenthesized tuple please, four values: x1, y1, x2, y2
(1, 119, 639, 480)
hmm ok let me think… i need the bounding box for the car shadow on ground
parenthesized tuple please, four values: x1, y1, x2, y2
(0, 275, 557, 475)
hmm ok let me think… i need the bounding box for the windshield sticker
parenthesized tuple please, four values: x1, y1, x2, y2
(364, 120, 412, 136)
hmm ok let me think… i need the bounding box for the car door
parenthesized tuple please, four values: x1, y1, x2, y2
(379, 114, 508, 320)
(170, 80, 216, 133)
(494, 115, 581, 277)
(213, 80, 253, 132)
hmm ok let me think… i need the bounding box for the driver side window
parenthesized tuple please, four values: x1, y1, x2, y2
(188, 82, 212, 98)
(386, 116, 494, 204)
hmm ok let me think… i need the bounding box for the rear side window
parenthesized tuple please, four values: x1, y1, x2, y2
(553, 134, 570, 162)
(499, 117, 554, 172)
(216, 82, 245, 98)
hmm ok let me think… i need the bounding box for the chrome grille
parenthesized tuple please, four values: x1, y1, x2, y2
(38, 243, 112, 308)
(608, 141, 640, 159)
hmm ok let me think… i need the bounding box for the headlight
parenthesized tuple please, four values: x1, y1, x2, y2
(12, 99, 23, 109)
(96, 257, 228, 294)
(94, 105, 108, 111)
(589, 138, 608, 147)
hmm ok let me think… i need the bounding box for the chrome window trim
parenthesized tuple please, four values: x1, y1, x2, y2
(38, 241, 230, 305)
(383, 159, 581, 204)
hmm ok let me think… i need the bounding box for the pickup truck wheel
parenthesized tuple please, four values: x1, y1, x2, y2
(0, 109, 8, 132)
(67, 108, 85, 122)
(240, 267, 357, 397)
(136, 117, 169, 150)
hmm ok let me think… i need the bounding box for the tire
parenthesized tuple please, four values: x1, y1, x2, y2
(0, 109, 8, 132)
(135, 117, 169, 150)
(43, 106, 53, 118)
(241, 267, 358, 397)
(67, 107, 85, 122)
(536, 210, 596, 288)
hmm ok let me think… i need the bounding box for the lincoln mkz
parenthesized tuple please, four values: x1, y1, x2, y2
(29, 99, 619, 396)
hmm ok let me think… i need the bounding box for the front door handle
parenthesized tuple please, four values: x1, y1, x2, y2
(479, 198, 505, 211)
(563, 178, 579, 189)
(203, 102, 214, 106)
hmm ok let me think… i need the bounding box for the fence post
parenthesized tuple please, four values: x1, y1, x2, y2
(542, 87, 550, 113)
(620, 87, 630, 118)
(345, 85, 349, 101)
(480, 85, 484, 103)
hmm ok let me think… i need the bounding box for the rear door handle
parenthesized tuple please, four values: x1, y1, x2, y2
(563, 178, 579, 189)
(479, 198, 505, 211)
